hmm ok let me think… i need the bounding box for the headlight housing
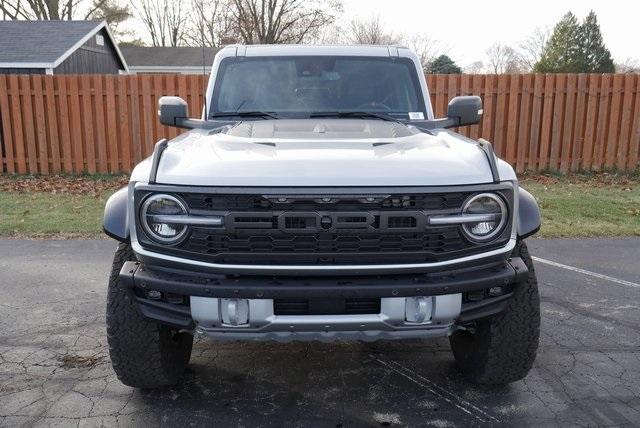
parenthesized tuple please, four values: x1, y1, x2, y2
(140, 194, 189, 244)
(461, 193, 508, 242)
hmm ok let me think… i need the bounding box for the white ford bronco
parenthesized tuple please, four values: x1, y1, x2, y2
(103, 45, 541, 388)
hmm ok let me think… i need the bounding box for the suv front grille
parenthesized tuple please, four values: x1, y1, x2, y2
(135, 188, 513, 267)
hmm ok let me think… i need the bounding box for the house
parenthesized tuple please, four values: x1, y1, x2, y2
(120, 46, 218, 75)
(0, 20, 127, 75)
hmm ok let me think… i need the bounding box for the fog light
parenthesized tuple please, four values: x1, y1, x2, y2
(405, 296, 432, 324)
(220, 298, 249, 326)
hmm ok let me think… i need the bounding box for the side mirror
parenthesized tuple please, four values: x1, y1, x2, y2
(158, 96, 189, 127)
(446, 96, 483, 126)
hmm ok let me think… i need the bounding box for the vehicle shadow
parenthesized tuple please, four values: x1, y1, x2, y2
(132, 338, 508, 426)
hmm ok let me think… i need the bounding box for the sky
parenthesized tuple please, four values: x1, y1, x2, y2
(339, 0, 639, 67)
(118, 0, 638, 68)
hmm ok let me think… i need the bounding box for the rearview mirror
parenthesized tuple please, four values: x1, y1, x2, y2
(158, 96, 189, 127)
(447, 96, 483, 126)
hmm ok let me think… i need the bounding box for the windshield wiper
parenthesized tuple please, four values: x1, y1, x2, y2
(309, 111, 401, 122)
(210, 111, 279, 119)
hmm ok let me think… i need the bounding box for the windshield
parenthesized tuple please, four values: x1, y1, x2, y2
(209, 56, 425, 119)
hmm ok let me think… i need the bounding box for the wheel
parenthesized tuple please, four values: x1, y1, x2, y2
(449, 241, 540, 385)
(106, 243, 193, 388)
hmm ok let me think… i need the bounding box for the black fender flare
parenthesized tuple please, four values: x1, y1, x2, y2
(517, 187, 540, 239)
(103, 187, 129, 242)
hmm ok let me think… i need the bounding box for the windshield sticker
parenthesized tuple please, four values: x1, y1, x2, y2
(408, 112, 424, 120)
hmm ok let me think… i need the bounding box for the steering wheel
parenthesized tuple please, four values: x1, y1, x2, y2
(355, 101, 392, 111)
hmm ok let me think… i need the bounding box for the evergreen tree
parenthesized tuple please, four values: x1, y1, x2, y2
(534, 11, 615, 73)
(580, 11, 615, 72)
(534, 12, 582, 72)
(426, 55, 462, 74)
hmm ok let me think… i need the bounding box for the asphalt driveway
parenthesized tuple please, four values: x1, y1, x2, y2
(1, 238, 639, 427)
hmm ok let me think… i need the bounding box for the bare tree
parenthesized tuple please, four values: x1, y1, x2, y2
(348, 16, 399, 45)
(616, 57, 640, 73)
(518, 27, 550, 71)
(0, 0, 106, 20)
(131, 0, 188, 47)
(0, 0, 19, 19)
(184, 0, 237, 47)
(310, 19, 344, 44)
(405, 33, 441, 71)
(485, 43, 522, 73)
(230, 0, 341, 44)
(464, 61, 484, 74)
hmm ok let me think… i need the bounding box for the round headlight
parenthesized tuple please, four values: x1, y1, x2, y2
(461, 193, 507, 242)
(140, 194, 188, 244)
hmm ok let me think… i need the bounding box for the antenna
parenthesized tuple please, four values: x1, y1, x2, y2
(200, 0, 208, 120)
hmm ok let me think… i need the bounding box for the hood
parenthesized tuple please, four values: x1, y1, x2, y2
(151, 119, 501, 187)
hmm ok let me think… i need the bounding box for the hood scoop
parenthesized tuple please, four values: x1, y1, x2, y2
(224, 118, 419, 139)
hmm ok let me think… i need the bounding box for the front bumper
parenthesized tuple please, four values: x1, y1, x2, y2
(120, 257, 527, 299)
(118, 257, 528, 341)
(190, 294, 463, 342)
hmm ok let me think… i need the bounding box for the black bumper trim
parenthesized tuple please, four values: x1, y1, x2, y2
(135, 297, 194, 330)
(459, 293, 513, 323)
(119, 257, 528, 299)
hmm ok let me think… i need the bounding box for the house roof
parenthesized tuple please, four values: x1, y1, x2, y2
(0, 20, 127, 70)
(120, 46, 218, 69)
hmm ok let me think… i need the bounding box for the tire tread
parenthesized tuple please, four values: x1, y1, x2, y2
(106, 243, 192, 388)
(450, 241, 540, 385)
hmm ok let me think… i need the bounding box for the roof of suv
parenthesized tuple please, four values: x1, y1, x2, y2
(222, 44, 410, 57)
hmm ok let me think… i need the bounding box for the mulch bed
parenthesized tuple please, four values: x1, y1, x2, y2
(0, 174, 129, 197)
(519, 171, 638, 190)
(0, 172, 637, 196)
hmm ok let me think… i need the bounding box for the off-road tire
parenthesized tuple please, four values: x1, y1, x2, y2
(449, 241, 540, 385)
(106, 243, 193, 388)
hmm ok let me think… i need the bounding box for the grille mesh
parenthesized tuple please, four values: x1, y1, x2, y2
(274, 298, 381, 315)
(185, 229, 466, 254)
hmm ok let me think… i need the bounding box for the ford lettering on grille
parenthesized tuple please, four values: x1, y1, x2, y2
(225, 211, 426, 233)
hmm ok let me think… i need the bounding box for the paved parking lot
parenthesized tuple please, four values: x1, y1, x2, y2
(1, 238, 639, 427)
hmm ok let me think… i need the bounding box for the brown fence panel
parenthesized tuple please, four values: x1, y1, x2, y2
(8, 76, 26, 174)
(426, 73, 640, 173)
(0, 76, 15, 173)
(115, 76, 131, 172)
(516, 74, 532, 172)
(527, 74, 543, 171)
(571, 74, 588, 172)
(629, 76, 640, 170)
(0, 73, 639, 175)
(56, 76, 73, 172)
(616, 75, 633, 170)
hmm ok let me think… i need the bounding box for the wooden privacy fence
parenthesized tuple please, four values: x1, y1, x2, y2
(0, 73, 639, 174)
(429, 74, 640, 173)
(0, 74, 205, 175)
